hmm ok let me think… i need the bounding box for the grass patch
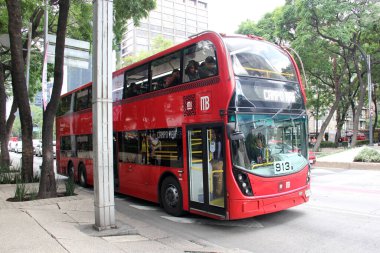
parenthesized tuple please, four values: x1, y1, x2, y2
(354, 148, 380, 163)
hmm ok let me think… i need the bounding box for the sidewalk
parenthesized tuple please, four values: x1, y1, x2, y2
(314, 145, 380, 170)
(0, 183, 234, 253)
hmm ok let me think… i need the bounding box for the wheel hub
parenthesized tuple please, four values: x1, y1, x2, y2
(165, 184, 179, 207)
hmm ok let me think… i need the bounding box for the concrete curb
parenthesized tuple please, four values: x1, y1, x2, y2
(314, 161, 380, 170)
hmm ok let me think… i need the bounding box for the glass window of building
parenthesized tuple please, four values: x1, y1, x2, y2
(136, 37, 148, 45)
(163, 27, 174, 34)
(187, 6, 196, 13)
(174, 16, 185, 25)
(163, 14, 174, 22)
(197, 15, 208, 23)
(197, 21, 207, 29)
(163, 20, 174, 29)
(186, 19, 196, 26)
(163, 0, 173, 7)
(197, 9, 207, 17)
(174, 3, 185, 10)
(187, 25, 196, 33)
(162, 6, 173, 15)
(187, 13, 196, 20)
(188, 0, 196, 6)
(150, 11, 161, 19)
(198, 1, 207, 9)
(151, 25, 162, 32)
(150, 17, 161, 26)
(175, 29, 186, 36)
(175, 23, 185, 31)
(136, 29, 148, 38)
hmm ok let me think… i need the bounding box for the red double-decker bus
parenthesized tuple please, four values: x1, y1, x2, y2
(56, 31, 310, 220)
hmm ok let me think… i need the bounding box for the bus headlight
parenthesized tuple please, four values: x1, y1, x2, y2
(233, 169, 253, 196)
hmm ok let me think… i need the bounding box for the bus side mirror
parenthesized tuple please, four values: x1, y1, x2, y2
(227, 123, 245, 141)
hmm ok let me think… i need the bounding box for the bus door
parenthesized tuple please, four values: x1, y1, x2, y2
(187, 125, 225, 216)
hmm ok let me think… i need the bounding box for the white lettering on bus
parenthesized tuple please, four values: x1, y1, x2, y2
(200, 96, 210, 111)
(186, 101, 193, 111)
(263, 90, 296, 103)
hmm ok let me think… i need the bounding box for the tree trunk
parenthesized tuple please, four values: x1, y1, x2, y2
(6, 0, 34, 181)
(350, 53, 367, 148)
(0, 63, 10, 167)
(39, 0, 70, 199)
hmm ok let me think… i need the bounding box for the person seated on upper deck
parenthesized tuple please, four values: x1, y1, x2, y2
(184, 60, 200, 82)
(199, 56, 217, 78)
(126, 82, 138, 97)
(164, 69, 180, 88)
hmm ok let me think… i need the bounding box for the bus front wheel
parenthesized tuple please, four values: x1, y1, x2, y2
(161, 177, 184, 217)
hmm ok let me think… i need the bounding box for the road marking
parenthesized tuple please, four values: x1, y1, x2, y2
(129, 204, 159, 211)
(161, 216, 264, 228)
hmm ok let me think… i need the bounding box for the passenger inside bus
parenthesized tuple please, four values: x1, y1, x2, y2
(126, 82, 138, 98)
(163, 69, 180, 88)
(184, 60, 200, 82)
(199, 56, 217, 78)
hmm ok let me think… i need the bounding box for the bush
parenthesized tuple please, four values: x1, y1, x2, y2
(320, 141, 337, 148)
(65, 177, 76, 196)
(354, 148, 380, 163)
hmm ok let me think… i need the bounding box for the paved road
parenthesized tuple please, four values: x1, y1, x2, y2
(114, 167, 380, 253)
(10, 151, 380, 252)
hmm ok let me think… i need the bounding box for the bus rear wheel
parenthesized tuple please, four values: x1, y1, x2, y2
(160, 177, 184, 217)
(79, 164, 87, 188)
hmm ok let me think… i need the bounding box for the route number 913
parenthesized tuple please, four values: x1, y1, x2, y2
(274, 161, 293, 175)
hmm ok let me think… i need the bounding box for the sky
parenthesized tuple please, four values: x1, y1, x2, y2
(208, 0, 286, 34)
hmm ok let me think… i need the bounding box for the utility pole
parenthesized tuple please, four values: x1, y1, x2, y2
(367, 55, 373, 146)
(25, 22, 32, 91)
(92, 0, 116, 230)
(41, 0, 49, 110)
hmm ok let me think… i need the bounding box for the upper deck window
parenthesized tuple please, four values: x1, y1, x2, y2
(151, 51, 181, 90)
(123, 64, 149, 99)
(224, 38, 297, 82)
(57, 94, 73, 116)
(183, 40, 218, 83)
(74, 87, 92, 111)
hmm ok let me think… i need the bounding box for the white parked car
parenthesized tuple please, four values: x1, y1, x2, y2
(15, 141, 22, 153)
(35, 141, 56, 159)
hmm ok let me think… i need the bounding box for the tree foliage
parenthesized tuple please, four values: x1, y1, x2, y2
(121, 35, 173, 67)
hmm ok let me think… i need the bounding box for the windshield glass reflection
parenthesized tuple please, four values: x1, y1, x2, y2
(231, 114, 308, 177)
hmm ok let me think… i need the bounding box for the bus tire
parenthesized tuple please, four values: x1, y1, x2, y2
(160, 176, 184, 217)
(79, 163, 87, 188)
(68, 162, 74, 181)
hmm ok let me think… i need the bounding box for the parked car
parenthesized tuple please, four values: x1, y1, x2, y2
(33, 139, 42, 155)
(8, 141, 17, 152)
(35, 141, 56, 159)
(15, 141, 22, 153)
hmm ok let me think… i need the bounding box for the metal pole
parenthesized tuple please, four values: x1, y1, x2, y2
(92, 0, 115, 230)
(42, 0, 49, 110)
(25, 22, 32, 92)
(368, 55, 373, 146)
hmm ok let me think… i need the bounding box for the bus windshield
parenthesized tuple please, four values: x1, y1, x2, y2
(231, 113, 308, 177)
(224, 38, 297, 82)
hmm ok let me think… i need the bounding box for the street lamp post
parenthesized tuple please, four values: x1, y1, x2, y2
(367, 55, 373, 146)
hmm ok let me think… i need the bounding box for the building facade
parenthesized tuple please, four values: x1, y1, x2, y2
(120, 0, 208, 58)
